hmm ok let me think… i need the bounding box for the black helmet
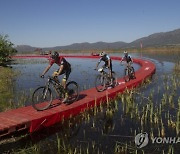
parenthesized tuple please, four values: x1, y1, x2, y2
(51, 51, 59, 59)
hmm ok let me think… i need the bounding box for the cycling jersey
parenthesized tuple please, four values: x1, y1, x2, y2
(49, 56, 71, 70)
(49, 56, 71, 80)
(122, 55, 132, 63)
(99, 54, 110, 63)
(99, 54, 112, 71)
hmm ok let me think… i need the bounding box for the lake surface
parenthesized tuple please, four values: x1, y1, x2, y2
(1, 53, 179, 153)
(11, 56, 140, 106)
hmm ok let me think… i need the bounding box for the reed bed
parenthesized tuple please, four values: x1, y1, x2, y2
(1, 55, 180, 153)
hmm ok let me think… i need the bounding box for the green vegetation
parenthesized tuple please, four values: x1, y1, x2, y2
(0, 34, 17, 66)
(1, 50, 180, 153)
(0, 67, 16, 111)
(174, 61, 180, 73)
(2, 63, 180, 153)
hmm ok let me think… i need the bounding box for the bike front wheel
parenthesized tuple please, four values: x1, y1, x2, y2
(66, 81, 79, 103)
(95, 74, 106, 92)
(32, 86, 52, 111)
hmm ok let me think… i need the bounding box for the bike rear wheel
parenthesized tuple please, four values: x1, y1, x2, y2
(95, 74, 106, 92)
(124, 68, 130, 82)
(66, 81, 79, 103)
(112, 71, 118, 86)
(130, 66, 135, 79)
(32, 86, 52, 111)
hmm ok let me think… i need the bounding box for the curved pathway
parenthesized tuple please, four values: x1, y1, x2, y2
(0, 55, 156, 137)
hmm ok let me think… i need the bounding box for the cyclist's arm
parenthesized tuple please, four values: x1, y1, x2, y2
(131, 58, 133, 63)
(95, 58, 101, 69)
(41, 64, 51, 76)
(120, 57, 124, 63)
(57, 65, 64, 75)
(120, 57, 124, 65)
(95, 62, 100, 69)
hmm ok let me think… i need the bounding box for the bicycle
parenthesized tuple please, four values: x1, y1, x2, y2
(32, 76, 79, 111)
(123, 63, 136, 82)
(95, 67, 118, 92)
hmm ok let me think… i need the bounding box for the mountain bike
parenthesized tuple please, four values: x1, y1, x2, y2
(32, 76, 79, 111)
(123, 64, 136, 82)
(95, 67, 117, 92)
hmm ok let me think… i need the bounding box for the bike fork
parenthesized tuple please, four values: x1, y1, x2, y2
(43, 83, 50, 99)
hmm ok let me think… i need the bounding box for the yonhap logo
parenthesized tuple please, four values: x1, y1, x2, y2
(135, 132, 149, 148)
(135, 132, 179, 148)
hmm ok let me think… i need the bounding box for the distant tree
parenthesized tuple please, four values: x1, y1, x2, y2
(0, 34, 17, 65)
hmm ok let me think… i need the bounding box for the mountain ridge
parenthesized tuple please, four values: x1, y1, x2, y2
(16, 28, 180, 52)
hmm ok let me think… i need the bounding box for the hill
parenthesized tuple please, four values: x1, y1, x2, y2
(15, 28, 180, 52)
(130, 28, 180, 47)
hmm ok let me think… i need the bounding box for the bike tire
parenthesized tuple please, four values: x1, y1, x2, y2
(66, 81, 79, 103)
(32, 86, 52, 111)
(95, 74, 106, 92)
(124, 68, 130, 82)
(130, 66, 135, 79)
(112, 71, 118, 86)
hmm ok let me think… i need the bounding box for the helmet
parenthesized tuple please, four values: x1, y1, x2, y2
(124, 51, 128, 56)
(51, 51, 59, 59)
(100, 51, 106, 57)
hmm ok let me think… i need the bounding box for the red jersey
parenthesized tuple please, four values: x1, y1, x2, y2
(49, 56, 71, 70)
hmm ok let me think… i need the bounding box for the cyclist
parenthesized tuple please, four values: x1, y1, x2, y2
(41, 51, 71, 102)
(95, 51, 113, 85)
(120, 51, 133, 67)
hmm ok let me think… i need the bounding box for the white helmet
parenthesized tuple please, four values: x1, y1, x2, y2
(124, 51, 128, 56)
(100, 51, 106, 57)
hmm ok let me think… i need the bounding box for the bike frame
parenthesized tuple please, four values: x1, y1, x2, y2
(98, 68, 115, 83)
(98, 68, 109, 77)
(45, 77, 64, 97)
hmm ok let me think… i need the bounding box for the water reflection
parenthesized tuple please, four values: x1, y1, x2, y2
(1, 54, 180, 153)
(11, 57, 140, 106)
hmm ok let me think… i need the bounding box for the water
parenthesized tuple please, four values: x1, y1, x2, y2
(1, 54, 180, 153)
(11, 57, 140, 106)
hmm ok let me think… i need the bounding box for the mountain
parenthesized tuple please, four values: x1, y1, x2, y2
(129, 28, 180, 47)
(47, 41, 127, 50)
(15, 28, 180, 52)
(15, 45, 36, 53)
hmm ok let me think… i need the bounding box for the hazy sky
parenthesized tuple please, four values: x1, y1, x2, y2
(0, 0, 180, 47)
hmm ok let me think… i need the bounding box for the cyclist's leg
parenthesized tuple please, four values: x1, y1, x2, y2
(110, 68, 113, 85)
(107, 61, 113, 85)
(127, 62, 133, 71)
(127, 62, 131, 67)
(52, 70, 60, 84)
(102, 64, 106, 69)
(62, 68, 71, 102)
(62, 68, 71, 89)
(109, 61, 113, 78)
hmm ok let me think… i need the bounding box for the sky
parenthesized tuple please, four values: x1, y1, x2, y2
(0, 0, 180, 47)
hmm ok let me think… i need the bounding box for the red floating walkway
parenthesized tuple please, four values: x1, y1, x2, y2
(0, 55, 156, 137)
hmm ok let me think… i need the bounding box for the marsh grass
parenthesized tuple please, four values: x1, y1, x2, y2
(12, 58, 48, 65)
(0, 66, 35, 111)
(0, 67, 17, 111)
(2, 71, 180, 153)
(1, 53, 180, 153)
(174, 61, 180, 73)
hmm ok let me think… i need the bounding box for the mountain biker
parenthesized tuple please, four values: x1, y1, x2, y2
(120, 51, 133, 67)
(41, 51, 71, 102)
(95, 51, 113, 84)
